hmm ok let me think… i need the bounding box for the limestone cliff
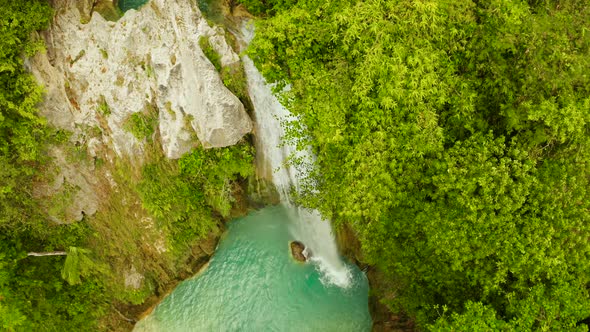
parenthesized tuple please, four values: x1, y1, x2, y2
(27, 0, 252, 223)
(30, 0, 251, 159)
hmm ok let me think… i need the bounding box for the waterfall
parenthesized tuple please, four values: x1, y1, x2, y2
(239, 23, 352, 288)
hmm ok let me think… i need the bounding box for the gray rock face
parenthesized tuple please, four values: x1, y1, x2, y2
(29, 0, 252, 160)
(26, 0, 253, 222)
(33, 146, 99, 223)
(124, 265, 144, 290)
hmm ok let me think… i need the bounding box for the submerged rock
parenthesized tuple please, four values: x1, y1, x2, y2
(290, 241, 308, 262)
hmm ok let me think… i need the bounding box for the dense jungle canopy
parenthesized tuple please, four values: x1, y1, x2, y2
(1, 0, 590, 330)
(245, 0, 590, 330)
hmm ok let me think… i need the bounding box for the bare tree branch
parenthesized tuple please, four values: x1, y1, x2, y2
(113, 307, 136, 323)
(27, 251, 67, 257)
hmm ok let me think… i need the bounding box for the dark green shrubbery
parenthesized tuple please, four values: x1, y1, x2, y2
(237, 0, 298, 16)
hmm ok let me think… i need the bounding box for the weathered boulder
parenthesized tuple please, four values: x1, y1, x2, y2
(28, 0, 252, 160)
(290, 241, 308, 262)
(124, 265, 144, 290)
(70, 0, 95, 22)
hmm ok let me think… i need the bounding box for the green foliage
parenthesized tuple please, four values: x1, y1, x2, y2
(249, 0, 590, 329)
(99, 48, 108, 59)
(221, 64, 252, 112)
(138, 142, 254, 250)
(93, 0, 123, 22)
(144, 63, 155, 78)
(1, 225, 108, 332)
(124, 105, 158, 140)
(118, 0, 149, 12)
(46, 181, 78, 222)
(0, 0, 53, 232)
(430, 302, 509, 331)
(0, 0, 255, 330)
(432, 281, 590, 331)
(180, 142, 255, 217)
(196, 0, 224, 27)
(199, 36, 222, 72)
(138, 157, 211, 249)
(237, 0, 298, 16)
(0, 302, 26, 332)
(61, 247, 94, 286)
(0, 2, 112, 330)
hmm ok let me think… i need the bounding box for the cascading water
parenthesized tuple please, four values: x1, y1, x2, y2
(132, 20, 372, 332)
(239, 23, 352, 288)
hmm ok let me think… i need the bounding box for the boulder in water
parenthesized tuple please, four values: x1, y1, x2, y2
(290, 241, 308, 262)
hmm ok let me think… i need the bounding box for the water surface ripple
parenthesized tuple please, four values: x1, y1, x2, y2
(134, 205, 372, 331)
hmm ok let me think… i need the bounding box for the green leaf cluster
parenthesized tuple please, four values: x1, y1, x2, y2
(200, 36, 223, 72)
(61, 247, 94, 286)
(179, 142, 254, 216)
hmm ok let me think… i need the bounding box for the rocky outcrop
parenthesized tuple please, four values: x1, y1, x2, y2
(71, 0, 95, 22)
(32, 146, 99, 223)
(290, 241, 308, 262)
(26, 0, 253, 223)
(29, 0, 252, 160)
(124, 265, 144, 290)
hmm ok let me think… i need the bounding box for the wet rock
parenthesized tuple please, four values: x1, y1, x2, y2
(290, 241, 308, 262)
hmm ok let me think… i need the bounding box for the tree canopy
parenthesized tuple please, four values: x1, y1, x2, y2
(246, 0, 590, 329)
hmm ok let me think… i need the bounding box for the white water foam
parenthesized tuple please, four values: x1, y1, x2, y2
(239, 23, 352, 287)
